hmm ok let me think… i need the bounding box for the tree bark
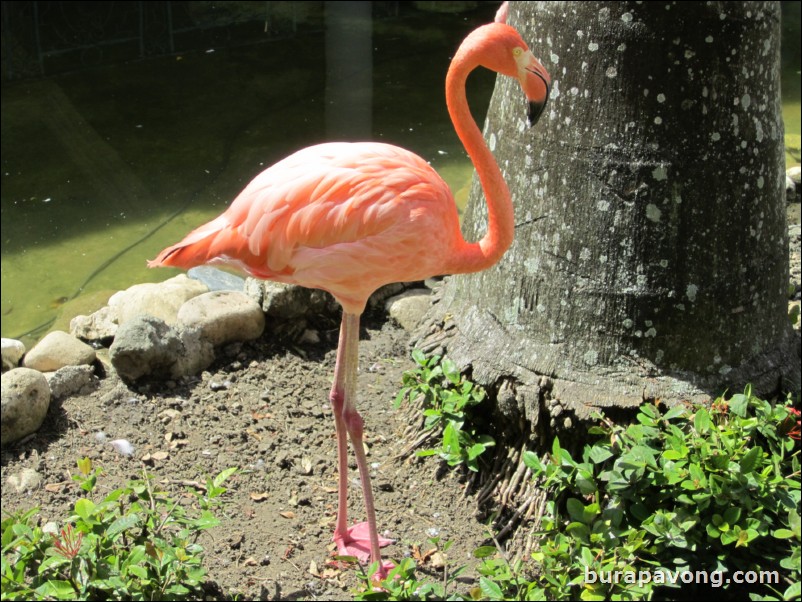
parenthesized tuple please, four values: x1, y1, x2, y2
(418, 1, 799, 428)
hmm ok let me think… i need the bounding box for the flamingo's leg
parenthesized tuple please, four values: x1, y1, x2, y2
(329, 312, 394, 579)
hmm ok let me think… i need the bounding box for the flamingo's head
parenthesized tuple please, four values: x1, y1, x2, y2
(465, 23, 551, 127)
(513, 45, 551, 127)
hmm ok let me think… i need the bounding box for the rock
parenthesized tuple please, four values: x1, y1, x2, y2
(789, 166, 801, 204)
(109, 315, 214, 382)
(790, 301, 801, 332)
(789, 165, 801, 185)
(70, 305, 118, 343)
(23, 331, 96, 372)
(2, 368, 51, 446)
(109, 315, 182, 381)
(49, 290, 113, 336)
(109, 274, 208, 326)
(368, 283, 408, 308)
(6, 468, 43, 492)
(175, 326, 217, 377)
(46, 365, 99, 400)
(385, 289, 432, 331)
(245, 280, 338, 319)
(2, 338, 26, 372)
(188, 266, 247, 291)
(178, 291, 265, 346)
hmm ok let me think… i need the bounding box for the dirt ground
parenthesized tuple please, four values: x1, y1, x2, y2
(1, 309, 495, 600)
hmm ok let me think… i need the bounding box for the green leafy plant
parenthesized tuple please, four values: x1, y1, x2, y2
(1, 459, 237, 601)
(396, 350, 494, 471)
(473, 545, 544, 601)
(521, 388, 800, 601)
(353, 538, 467, 601)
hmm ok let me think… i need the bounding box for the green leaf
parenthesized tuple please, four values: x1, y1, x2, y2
(722, 507, 741, 525)
(479, 576, 504, 599)
(663, 405, 688, 421)
(441, 358, 460, 385)
(467, 443, 488, 461)
(193, 510, 221, 530)
(729, 394, 749, 417)
(580, 545, 595, 567)
(106, 513, 141, 538)
(630, 503, 650, 521)
(73, 498, 97, 522)
(126, 564, 149, 580)
(694, 408, 711, 434)
(580, 589, 607, 601)
(473, 545, 497, 559)
(552, 436, 562, 459)
(442, 422, 459, 453)
(783, 581, 801, 600)
(213, 466, 238, 488)
(522, 451, 543, 473)
(788, 509, 801, 537)
(576, 472, 597, 496)
(739, 447, 761, 474)
(588, 446, 614, 464)
(566, 498, 585, 523)
(35, 580, 77, 599)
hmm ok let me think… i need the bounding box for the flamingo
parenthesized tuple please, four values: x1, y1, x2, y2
(149, 11, 550, 580)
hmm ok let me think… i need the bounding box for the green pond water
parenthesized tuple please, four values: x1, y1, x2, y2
(2, 4, 800, 349)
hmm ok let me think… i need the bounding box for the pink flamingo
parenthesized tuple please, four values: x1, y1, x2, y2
(149, 14, 549, 580)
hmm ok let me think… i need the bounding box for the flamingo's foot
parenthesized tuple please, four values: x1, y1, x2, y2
(369, 559, 396, 584)
(333, 522, 394, 575)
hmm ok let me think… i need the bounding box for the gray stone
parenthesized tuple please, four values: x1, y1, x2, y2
(188, 266, 246, 291)
(109, 315, 214, 382)
(174, 326, 217, 378)
(2, 338, 25, 372)
(109, 274, 208, 326)
(6, 468, 43, 492)
(385, 289, 432, 331)
(178, 291, 265, 346)
(70, 305, 118, 342)
(245, 279, 338, 319)
(46, 364, 99, 400)
(23, 331, 96, 372)
(2, 368, 51, 446)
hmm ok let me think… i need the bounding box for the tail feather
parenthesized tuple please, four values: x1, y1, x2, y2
(148, 216, 232, 269)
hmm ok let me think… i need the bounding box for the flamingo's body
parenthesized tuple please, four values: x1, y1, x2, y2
(150, 13, 549, 580)
(157, 142, 462, 315)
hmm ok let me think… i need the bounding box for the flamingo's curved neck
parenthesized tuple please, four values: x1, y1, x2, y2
(445, 48, 514, 275)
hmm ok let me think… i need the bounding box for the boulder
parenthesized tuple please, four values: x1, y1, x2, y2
(2, 338, 26, 372)
(109, 274, 208, 326)
(23, 331, 96, 372)
(46, 364, 99, 400)
(245, 279, 338, 319)
(109, 315, 214, 382)
(70, 305, 118, 343)
(386, 289, 432, 331)
(178, 291, 265, 346)
(1, 368, 51, 446)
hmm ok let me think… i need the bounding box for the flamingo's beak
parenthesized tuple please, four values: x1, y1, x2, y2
(527, 95, 548, 127)
(518, 51, 550, 127)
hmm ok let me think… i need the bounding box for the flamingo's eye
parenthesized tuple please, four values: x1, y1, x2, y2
(512, 47, 523, 57)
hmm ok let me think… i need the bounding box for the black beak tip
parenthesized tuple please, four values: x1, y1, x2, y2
(527, 100, 547, 127)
